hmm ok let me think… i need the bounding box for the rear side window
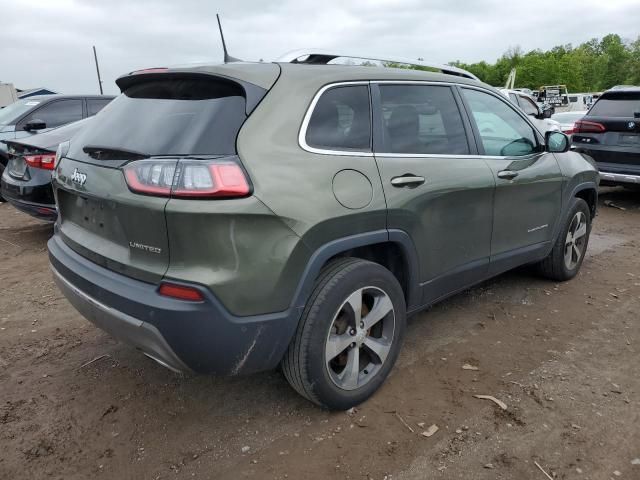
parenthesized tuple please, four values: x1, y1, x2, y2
(589, 93, 640, 117)
(305, 85, 371, 151)
(68, 76, 247, 158)
(87, 99, 112, 116)
(19, 99, 83, 129)
(378, 85, 469, 155)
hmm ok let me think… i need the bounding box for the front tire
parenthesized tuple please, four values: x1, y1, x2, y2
(537, 197, 591, 281)
(282, 258, 406, 410)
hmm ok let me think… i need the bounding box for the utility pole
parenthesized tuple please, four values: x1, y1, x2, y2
(92, 46, 104, 95)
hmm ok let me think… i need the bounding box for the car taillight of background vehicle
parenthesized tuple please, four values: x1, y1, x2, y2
(123, 158, 250, 199)
(574, 120, 606, 133)
(24, 154, 56, 170)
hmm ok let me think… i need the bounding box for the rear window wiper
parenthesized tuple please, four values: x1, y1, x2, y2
(83, 145, 150, 160)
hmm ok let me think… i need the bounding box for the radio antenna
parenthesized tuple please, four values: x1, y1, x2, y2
(216, 14, 241, 63)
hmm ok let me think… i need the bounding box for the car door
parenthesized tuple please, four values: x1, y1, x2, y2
(372, 82, 496, 305)
(459, 87, 563, 275)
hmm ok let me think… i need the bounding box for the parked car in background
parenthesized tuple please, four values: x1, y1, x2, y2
(499, 88, 561, 133)
(572, 86, 640, 187)
(0, 94, 114, 198)
(551, 111, 587, 135)
(1, 118, 90, 221)
(49, 58, 598, 410)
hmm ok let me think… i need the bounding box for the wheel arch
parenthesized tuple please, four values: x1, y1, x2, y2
(291, 230, 421, 313)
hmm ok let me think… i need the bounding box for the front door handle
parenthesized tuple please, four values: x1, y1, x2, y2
(497, 170, 519, 180)
(391, 175, 426, 188)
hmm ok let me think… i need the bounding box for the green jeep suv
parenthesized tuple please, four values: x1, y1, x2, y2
(48, 58, 598, 410)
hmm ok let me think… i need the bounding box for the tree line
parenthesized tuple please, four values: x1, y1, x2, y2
(448, 34, 640, 93)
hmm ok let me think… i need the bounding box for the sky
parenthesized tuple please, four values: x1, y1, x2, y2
(1, 0, 639, 95)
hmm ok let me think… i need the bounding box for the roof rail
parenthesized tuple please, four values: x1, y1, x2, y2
(276, 49, 480, 81)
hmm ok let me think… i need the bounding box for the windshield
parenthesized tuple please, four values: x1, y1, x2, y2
(589, 93, 640, 117)
(0, 98, 42, 126)
(67, 76, 248, 160)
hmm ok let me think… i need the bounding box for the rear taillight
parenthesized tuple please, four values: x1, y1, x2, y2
(574, 120, 606, 133)
(159, 282, 204, 302)
(123, 159, 250, 199)
(24, 153, 56, 170)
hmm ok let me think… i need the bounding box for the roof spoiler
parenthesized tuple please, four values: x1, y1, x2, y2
(276, 49, 479, 81)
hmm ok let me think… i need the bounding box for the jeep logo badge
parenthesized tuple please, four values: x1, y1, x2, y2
(71, 168, 87, 186)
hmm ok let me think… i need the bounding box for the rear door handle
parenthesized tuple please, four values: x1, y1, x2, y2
(497, 170, 519, 180)
(391, 175, 425, 188)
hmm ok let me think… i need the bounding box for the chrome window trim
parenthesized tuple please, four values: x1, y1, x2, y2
(299, 80, 546, 160)
(298, 81, 374, 157)
(374, 153, 480, 159)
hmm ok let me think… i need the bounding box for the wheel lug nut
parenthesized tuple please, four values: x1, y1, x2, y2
(349, 329, 356, 336)
(360, 321, 364, 328)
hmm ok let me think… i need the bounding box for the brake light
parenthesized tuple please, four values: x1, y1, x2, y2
(123, 159, 250, 199)
(24, 153, 56, 170)
(159, 282, 204, 302)
(574, 120, 606, 133)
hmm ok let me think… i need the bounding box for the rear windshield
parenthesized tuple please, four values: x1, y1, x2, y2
(68, 77, 247, 158)
(589, 93, 640, 117)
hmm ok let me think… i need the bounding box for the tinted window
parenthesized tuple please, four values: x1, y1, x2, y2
(463, 88, 538, 156)
(305, 85, 371, 151)
(589, 93, 640, 117)
(87, 99, 112, 116)
(378, 85, 468, 154)
(20, 99, 83, 129)
(68, 77, 247, 159)
(517, 96, 538, 115)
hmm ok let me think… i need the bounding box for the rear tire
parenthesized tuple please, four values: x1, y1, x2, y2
(282, 258, 406, 410)
(537, 197, 591, 281)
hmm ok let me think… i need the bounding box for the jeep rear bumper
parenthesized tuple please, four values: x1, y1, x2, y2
(48, 233, 301, 375)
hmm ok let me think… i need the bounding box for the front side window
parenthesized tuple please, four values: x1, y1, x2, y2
(378, 85, 469, 154)
(517, 96, 538, 116)
(305, 85, 371, 151)
(462, 88, 538, 157)
(20, 99, 83, 129)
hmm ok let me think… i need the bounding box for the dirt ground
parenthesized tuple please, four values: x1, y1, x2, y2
(1, 188, 639, 480)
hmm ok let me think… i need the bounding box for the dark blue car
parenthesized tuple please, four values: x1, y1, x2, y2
(1, 119, 91, 220)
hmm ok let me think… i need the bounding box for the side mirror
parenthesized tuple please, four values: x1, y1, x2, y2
(23, 119, 46, 131)
(546, 131, 570, 153)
